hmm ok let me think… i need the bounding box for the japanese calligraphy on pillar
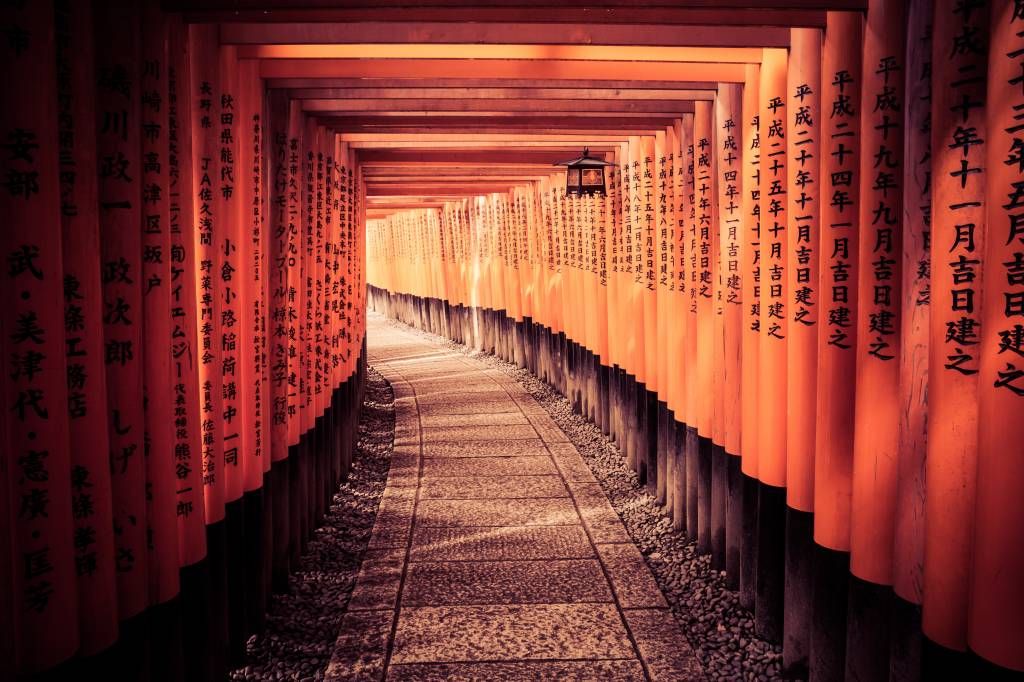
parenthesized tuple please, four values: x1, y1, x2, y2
(894, 0, 933, 607)
(96, 0, 149, 618)
(695, 102, 716, 436)
(167, 16, 205, 563)
(717, 85, 743, 457)
(219, 47, 244, 504)
(758, 48, 788, 487)
(1, 2, 77, 670)
(190, 24, 225, 524)
(741, 64, 761, 476)
(924, 0, 989, 652)
(972, 1, 1024, 671)
(814, 11, 862, 551)
(786, 29, 821, 511)
(850, 0, 907, 585)
(53, 0, 119, 655)
(268, 91, 290, 461)
(140, 3, 179, 604)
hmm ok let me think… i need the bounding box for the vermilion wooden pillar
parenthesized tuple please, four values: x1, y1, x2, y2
(923, 1, 989, 671)
(848, 0, 906, 679)
(55, 0, 120, 659)
(715, 83, 743, 588)
(783, 27, 821, 679)
(756, 46, 788, 644)
(1, 1, 78, 673)
(892, 1, 932, 679)
(973, 1, 1024, 673)
(96, 2, 151, 648)
(739, 63, 761, 614)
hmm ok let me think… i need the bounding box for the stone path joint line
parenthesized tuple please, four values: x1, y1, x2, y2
(326, 313, 704, 682)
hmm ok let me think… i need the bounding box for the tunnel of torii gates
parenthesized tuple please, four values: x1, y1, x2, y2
(1, 0, 1024, 680)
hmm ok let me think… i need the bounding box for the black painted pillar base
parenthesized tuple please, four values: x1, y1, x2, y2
(644, 388, 658, 494)
(754, 482, 785, 643)
(725, 453, 742, 588)
(205, 519, 229, 681)
(148, 595, 183, 682)
(889, 595, 922, 682)
(710, 443, 727, 570)
(809, 544, 849, 682)
(696, 435, 713, 555)
(685, 426, 699, 542)
(783, 506, 814, 679)
(922, 637, 970, 681)
(179, 558, 212, 682)
(671, 419, 687, 533)
(225, 496, 247, 666)
(845, 574, 891, 682)
(270, 458, 290, 592)
(739, 473, 758, 611)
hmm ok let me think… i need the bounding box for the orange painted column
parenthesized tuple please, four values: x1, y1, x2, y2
(741, 65, 762, 483)
(190, 22, 225, 528)
(695, 103, 716, 442)
(716, 84, 743, 586)
(923, 0, 989, 653)
(682, 115, 700, 541)
(814, 10, 862, 553)
(643, 136, 658, 395)
(717, 86, 743, 459)
(739, 63, 761, 612)
(168, 15, 207, 567)
(1, 2, 77, 671)
(238, 59, 267, 494)
(848, 2, 907, 673)
(756, 46, 788, 642)
(268, 89, 292, 469)
(97, 0, 150, 621)
(287, 101, 304, 452)
(972, 1, 1024, 671)
(783, 26, 822, 672)
(607, 157, 623, 374)
(894, 0, 932, 610)
(757, 48, 789, 490)
(665, 125, 681, 419)
(54, 0, 119, 655)
(141, 3, 180, 606)
(785, 28, 821, 515)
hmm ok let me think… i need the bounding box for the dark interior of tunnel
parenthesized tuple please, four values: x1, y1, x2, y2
(2, 1, 1023, 680)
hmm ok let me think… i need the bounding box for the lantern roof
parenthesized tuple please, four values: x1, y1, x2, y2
(553, 147, 615, 168)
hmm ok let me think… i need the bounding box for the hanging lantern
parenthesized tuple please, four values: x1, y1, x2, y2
(555, 147, 614, 197)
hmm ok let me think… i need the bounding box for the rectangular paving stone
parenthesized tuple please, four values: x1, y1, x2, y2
(418, 475, 568, 500)
(596, 542, 668, 609)
(416, 497, 579, 527)
(324, 609, 393, 681)
(570, 482, 632, 544)
(348, 548, 406, 612)
(623, 608, 704, 681)
(422, 439, 548, 458)
(417, 399, 520, 415)
(548, 444, 598, 483)
(419, 412, 530, 428)
(390, 603, 635, 663)
(420, 455, 556, 477)
(420, 424, 538, 442)
(386, 660, 647, 681)
(402, 559, 613, 606)
(415, 389, 510, 405)
(410, 525, 595, 562)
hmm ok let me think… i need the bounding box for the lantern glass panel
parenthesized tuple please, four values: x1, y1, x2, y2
(582, 168, 603, 186)
(567, 168, 580, 187)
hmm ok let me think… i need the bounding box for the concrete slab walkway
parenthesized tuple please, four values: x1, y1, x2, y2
(326, 313, 703, 681)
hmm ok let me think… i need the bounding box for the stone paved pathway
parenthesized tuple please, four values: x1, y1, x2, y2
(326, 313, 703, 681)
